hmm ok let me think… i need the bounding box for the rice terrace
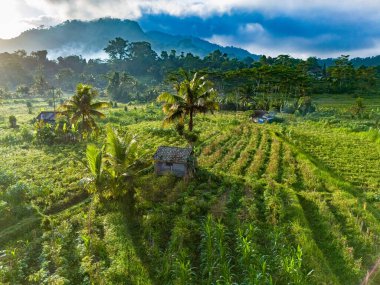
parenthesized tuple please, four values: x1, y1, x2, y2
(1, 1, 380, 285)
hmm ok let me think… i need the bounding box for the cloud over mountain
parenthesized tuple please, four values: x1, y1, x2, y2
(6, 0, 380, 57)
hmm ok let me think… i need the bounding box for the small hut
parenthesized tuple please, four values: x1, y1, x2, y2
(153, 146, 195, 177)
(36, 111, 60, 123)
(251, 110, 275, 124)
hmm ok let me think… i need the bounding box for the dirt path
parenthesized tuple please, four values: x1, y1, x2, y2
(360, 258, 380, 285)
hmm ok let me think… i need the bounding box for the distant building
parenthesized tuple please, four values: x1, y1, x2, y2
(153, 146, 196, 178)
(251, 110, 275, 124)
(36, 111, 60, 123)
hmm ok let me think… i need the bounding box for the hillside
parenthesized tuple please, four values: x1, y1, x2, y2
(0, 97, 380, 284)
(0, 18, 258, 60)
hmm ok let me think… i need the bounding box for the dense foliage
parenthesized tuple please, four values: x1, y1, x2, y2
(0, 43, 379, 113)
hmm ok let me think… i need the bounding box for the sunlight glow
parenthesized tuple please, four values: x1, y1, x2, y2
(0, 2, 33, 39)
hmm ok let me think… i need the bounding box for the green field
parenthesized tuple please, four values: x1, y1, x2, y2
(0, 96, 380, 284)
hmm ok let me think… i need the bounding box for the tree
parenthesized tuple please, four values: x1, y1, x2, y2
(56, 68, 74, 91)
(31, 74, 49, 96)
(296, 96, 316, 115)
(86, 126, 144, 200)
(16, 85, 30, 97)
(59, 84, 109, 136)
(104, 37, 129, 61)
(26, 101, 33, 114)
(104, 126, 141, 187)
(157, 70, 219, 132)
(350, 97, 365, 118)
(328, 55, 355, 93)
(31, 50, 48, 63)
(238, 84, 256, 110)
(356, 66, 377, 92)
(128, 42, 158, 75)
(106, 72, 139, 102)
(86, 144, 105, 187)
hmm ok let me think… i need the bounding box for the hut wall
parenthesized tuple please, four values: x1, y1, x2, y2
(155, 161, 187, 177)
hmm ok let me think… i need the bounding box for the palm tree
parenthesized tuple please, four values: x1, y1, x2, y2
(238, 84, 256, 110)
(157, 70, 219, 132)
(85, 126, 144, 200)
(104, 126, 141, 184)
(60, 83, 109, 135)
(86, 144, 105, 187)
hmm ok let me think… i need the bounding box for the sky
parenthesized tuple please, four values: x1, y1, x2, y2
(1, 0, 380, 58)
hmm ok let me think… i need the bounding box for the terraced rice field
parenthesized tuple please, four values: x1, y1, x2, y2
(1, 108, 380, 284)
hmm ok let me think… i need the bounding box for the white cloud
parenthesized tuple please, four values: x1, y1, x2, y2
(239, 23, 265, 35)
(22, 0, 380, 21)
(1, 0, 380, 57)
(22, 15, 61, 27)
(206, 32, 368, 58)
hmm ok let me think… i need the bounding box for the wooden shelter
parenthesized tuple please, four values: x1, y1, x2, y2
(153, 146, 196, 177)
(251, 110, 275, 124)
(36, 111, 60, 123)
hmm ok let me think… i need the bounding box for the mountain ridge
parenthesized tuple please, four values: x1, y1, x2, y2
(0, 18, 259, 60)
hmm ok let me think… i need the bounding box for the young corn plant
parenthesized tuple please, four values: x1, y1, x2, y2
(214, 220, 233, 285)
(200, 215, 217, 285)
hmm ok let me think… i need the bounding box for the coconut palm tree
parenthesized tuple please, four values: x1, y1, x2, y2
(86, 144, 105, 187)
(85, 126, 144, 200)
(60, 83, 109, 135)
(157, 70, 219, 132)
(104, 126, 141, 184)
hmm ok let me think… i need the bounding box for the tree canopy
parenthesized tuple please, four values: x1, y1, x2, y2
(157, 70, 219, 132)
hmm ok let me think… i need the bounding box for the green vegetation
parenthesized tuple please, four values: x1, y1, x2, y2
(1, 35, 380, 284)
(0, 89, 380, 284)
(59, 84, 110, 136)
(157, 70, 219, 132)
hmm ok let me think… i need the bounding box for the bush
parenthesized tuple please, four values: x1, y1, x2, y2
(296, 96, 316, 116)
(184, 131, 199, 143)
(26, 101, 33, 114)
(282, 104, 296, 114)
(21, 126, 33, 142)
(34, 122, 56, 144)
(5, 182, 29, 205)
(9, 115, 17, 128)
(0, 170, 15, 189)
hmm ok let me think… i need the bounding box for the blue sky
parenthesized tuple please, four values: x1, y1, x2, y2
(2, 0, 380, 58)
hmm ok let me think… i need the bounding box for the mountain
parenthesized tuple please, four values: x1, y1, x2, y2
(0, 18, 259, 60)
(146, 31, 256, 59)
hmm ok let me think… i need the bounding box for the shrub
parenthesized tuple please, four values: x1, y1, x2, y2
(20, 126, 33, 142)
(34, 122, 56, 144)
(26, 101, 33, 114)
(9, 115, 17, 128)
(0, 170, 15, 189)
(5, 182, 29, 205)
(184, 131, 199, 144)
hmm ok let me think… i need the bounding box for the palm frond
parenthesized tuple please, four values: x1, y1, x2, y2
(91, 102, 110, 109)
(157, 92, 183, 104)
(163, 109, 185, 126)
(71, 111, 82, 123)
(89, 109, 106, 119)
(86, 144, 103, 183)
(105, 126, 126, 164)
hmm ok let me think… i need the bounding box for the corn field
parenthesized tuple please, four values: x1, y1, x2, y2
(1, 109, 380, 284)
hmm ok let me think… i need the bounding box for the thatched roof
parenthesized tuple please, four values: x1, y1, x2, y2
(153, 146, 193, 163)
